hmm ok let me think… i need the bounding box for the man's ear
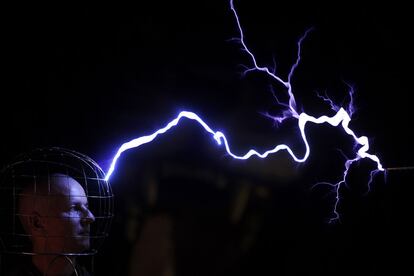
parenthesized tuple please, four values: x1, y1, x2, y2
(29, 211, 46, 234)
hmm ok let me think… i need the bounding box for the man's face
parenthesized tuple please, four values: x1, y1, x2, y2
(40, 175, 95, 253)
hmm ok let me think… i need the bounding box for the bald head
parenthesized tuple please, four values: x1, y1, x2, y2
(18, 173, 95, 254)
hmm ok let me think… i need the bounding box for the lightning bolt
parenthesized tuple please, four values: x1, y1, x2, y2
(104, 0, 384, 222)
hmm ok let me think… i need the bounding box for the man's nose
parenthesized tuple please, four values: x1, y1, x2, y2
(81, 207, 96, 224)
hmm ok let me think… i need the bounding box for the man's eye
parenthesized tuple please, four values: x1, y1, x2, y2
(71, 204, 89, 212)
(71, 205, 81, 211)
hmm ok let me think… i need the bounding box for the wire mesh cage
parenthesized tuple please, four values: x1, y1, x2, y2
(0, 147, 114, 256)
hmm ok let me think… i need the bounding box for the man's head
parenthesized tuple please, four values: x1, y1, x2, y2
(18, 173, 95, 254)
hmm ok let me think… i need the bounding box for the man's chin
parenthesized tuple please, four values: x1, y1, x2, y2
(67, 238, 90, 253)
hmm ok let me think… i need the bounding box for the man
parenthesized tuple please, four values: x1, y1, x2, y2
(14, 173, 95, 276)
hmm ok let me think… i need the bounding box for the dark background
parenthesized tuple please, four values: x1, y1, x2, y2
(1, 0, 413, 275)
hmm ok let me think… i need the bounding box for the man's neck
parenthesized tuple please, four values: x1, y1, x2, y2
(32, 254, 77, 276)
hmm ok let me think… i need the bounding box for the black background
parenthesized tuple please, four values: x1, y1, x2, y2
(2, 0, 413, 275)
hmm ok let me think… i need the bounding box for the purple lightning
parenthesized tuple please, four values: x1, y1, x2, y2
(104, 0, 384, 222)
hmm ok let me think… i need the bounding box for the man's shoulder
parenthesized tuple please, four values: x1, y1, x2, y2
(76, 264, 92, 276)
(5, 262, 92, 276)
(4, 262, 41, 276)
